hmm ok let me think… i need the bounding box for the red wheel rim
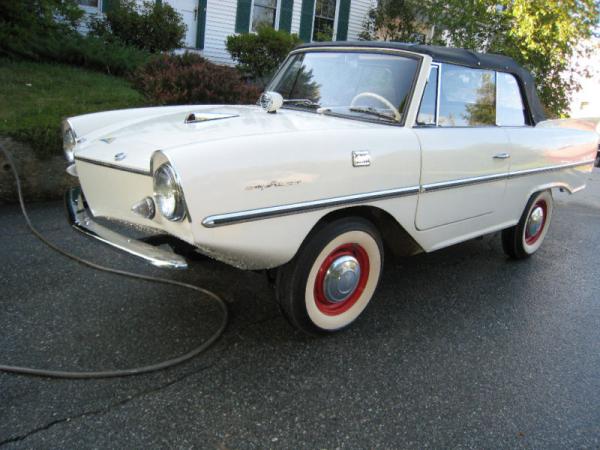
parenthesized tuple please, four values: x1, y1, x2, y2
(313, 243, 370, 316)
(525, 199, 547, 245)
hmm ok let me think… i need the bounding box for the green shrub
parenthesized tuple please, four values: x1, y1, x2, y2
(89, 0, 187, 53)
(226, 25, 302, 87)
(0, 0, 83, 32)
(133, 53, 261, 105)
(0, 24, 151, 76)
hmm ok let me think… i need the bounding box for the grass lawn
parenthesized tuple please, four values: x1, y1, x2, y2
(0, 59, 146, 159)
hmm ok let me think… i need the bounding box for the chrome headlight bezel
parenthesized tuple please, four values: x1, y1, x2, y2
(153, 163, 186, 222)
(62, 120, 76, 163)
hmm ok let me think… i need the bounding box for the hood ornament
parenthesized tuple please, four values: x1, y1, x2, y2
(259, 91, 283, 113)
(114, 152, 127, 161)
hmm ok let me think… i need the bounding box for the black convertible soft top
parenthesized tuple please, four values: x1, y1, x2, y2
(295, 41, 546, 124)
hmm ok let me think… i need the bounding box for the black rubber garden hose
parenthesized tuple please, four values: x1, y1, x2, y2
(0, 145, 228, 379)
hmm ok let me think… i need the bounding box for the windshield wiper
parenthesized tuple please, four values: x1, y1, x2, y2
(283, 98, 322, 109)
(348, 106, 397, 121)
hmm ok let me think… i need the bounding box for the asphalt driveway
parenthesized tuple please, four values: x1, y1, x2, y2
(1, 170, 599, 448)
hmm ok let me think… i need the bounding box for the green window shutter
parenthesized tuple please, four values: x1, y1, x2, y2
(196, 0, 207, 49)
(102, 0, 119, 13)
(335, 0, 350, 41)
(298, 0, 315, 42)
(235, 0, 252, 33)
(155, 0, 162, 5)
(279, 0, 294, 32)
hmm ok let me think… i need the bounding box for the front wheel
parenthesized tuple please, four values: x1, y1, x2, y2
(502, 190, 554, 259)
(275, 218, 384, 335)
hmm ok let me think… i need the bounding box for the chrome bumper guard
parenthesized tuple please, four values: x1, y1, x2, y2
(65, 187, 188, 269)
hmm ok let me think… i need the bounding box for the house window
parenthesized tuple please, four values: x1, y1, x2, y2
(313, 0, 336, 41)
(78, 0, 99, 6)
(252, 0, 278, 31)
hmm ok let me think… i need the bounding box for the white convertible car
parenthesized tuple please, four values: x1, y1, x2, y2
(62, 43, 598, 334)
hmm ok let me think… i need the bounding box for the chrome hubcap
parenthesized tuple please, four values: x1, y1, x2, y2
(323, 255, 361, 303)
(526, 206, 545, 239)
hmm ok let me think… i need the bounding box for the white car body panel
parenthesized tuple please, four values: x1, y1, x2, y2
(414, 127, 510, 230)
(66, 47, 599, 270)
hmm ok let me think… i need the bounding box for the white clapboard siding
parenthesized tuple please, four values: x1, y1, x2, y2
(291, 0, 302, 35)
(201, 0, 237, 65)
(346, 0, 374, 40)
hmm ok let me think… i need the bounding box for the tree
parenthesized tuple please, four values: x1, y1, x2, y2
(359, 0, 424, 42)
(494, 0, 599, 116)
(361, 0, 600, 117)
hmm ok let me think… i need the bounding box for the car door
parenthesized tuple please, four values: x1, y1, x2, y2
(413, 63, 511, 230)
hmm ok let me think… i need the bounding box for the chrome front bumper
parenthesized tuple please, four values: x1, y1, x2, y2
(65, 187, 188, 269)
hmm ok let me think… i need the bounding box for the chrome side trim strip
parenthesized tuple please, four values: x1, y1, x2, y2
(66, 187, 187, 269)
(422, 171, 507, 192)
(202, 186, 420, 227)
(75, 156, 151, 176)
(422, 160, 595, 192)
(202, 159, 594, 228)
(506, 159, 595, 179)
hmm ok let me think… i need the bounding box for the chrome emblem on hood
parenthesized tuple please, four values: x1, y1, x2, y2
(114, 152, 127, 161)
(185, 112, 239, 124)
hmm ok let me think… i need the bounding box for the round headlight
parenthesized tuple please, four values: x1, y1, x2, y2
(62, 120, 76, 163)
(153, 163, 186, 221)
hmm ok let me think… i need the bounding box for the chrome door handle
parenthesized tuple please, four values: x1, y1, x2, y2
(493, 152, 511, 159)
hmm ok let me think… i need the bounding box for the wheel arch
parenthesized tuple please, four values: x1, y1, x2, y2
(302, 205, 423, 262)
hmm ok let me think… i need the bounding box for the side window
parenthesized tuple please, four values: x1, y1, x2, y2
(496, 72, 527, 126)
(417, 65, 438, 125)
(439, 65, 496, 127)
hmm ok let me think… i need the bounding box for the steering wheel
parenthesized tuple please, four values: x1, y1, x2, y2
(350, 92, 401, 121)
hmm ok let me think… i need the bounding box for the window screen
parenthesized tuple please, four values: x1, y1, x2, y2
(417, 65, 438, 125)
(252, 0, 277, 31)
(496, 72, 527, 126)
(439, 64, 496, 127)
(313, 0, 336, 41)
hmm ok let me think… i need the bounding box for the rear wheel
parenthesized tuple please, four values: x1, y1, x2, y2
(276, 218, 383, 335)
(502, 190, 553, 259)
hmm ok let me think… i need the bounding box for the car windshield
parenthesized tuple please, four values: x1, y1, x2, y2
(268, 51, 419, 123)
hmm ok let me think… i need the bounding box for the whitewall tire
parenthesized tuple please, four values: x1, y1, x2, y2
(275, 218, 383, 335)
(502, 190, 553, 259)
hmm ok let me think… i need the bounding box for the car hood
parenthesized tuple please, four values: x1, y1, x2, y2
(74, 105, 375, 173)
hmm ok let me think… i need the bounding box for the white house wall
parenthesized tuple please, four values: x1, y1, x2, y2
(347, 0, 374, 41)
(78, 0, 375, 66)
(202, 0, 237, 64)
(291, 0, 302, 37)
